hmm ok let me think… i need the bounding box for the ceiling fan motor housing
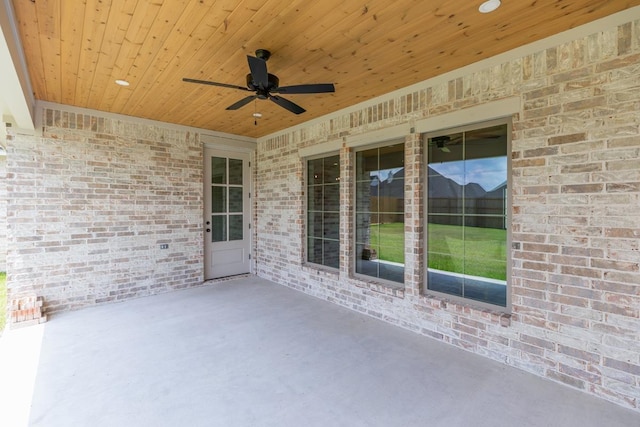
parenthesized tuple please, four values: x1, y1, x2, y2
(246, 73, 279, 98)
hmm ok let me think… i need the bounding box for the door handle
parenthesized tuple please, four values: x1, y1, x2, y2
(206, 228, 211, 233)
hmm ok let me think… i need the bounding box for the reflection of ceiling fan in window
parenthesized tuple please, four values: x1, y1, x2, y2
(429, 135, 455, 153)
(429, 127, 505, 153)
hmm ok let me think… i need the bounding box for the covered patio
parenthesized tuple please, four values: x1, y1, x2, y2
(2, 275, 638, 427)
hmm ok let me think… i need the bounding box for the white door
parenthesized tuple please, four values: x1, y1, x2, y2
(204, 148, 251, 279)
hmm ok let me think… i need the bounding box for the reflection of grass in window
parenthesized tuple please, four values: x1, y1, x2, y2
(428, 224, 506, 280)
(367, 223, 506, 280)
(369, 222, 404, 264)
(0, 272, 6, 331)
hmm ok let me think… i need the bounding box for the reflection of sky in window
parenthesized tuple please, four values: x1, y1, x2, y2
(370, 168, 403, 186)
(429, 157, 506, 191)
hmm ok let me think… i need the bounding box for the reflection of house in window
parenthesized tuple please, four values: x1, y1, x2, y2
(426, 122, 509, 309)
(355, 142, 405, 286)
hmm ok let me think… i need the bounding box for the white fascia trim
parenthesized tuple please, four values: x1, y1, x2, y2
(0, 0, 35, 130)
(259, 6, 640, 143)
(36, 100, 256, 147)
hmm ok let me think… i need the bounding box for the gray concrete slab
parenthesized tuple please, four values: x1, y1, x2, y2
(3, 276, 639, 426)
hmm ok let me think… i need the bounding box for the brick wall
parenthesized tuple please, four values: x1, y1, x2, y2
(6, 108, 204, 313)
(255, 17, 640, 410)
(0, 153, 6, 272)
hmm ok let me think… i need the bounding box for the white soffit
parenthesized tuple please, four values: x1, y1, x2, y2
(0, 0, 35, 131)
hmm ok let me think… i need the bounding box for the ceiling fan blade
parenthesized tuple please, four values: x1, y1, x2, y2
(269, 95, 306, 115)
(247, 55, 269, 90)
(182, 77, 250, 91)
(274, 83, 335, 94)
(226, 95, 258, 110)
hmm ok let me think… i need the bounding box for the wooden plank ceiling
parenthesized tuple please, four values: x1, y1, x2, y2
(11, 0, 640, 138)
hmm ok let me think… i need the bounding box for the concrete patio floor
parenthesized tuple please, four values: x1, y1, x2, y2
(1, 275, 639, 427)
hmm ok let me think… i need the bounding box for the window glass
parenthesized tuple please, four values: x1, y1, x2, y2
(211, 215, 226, 242)
(355, 143, 405, 285)
(228, 159, 243, 185)
(306, 155, 340, 268)
(426, 123, 508, 308)
(211, 157, 226, 184)
(229, 215, 243, 241)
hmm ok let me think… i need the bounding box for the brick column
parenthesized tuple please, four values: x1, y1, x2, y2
(404, 132, 424, 298)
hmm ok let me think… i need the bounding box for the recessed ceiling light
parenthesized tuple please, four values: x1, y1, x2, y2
(479, 0, 501, 13)
(115, 79, 130, 87)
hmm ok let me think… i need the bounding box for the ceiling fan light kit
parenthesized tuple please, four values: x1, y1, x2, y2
(183, 49, 335, 115)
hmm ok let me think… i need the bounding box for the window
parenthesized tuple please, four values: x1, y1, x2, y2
(425, 121, 509, 309)
(355, 142, 405, 285)
(307, 155, 340, 268)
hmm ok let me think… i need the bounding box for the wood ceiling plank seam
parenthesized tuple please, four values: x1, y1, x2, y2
(60, 0, 88, 106)
(114, 3, 232, 118)
(235, 0, 360, 68)
(243, 1, 376, 81)
(11, 0, 48, 101)
(128, 0, 283, 118)
(112, 0, 215, 114)
(264, 1, 402, 86)
(286, 2, 478, 82)
(169, 2, 361, 127)
(158, 0, 322, 123)
(133, 0, 304, 120)
(74, 0, 115, 107)
(35, 0, 62, 103)
(92, 0, 150, 112)
(108, 0, 183, 112)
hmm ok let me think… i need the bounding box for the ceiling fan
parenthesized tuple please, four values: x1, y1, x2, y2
(183, 49, 335, 115)
(430, 135, 453, 153)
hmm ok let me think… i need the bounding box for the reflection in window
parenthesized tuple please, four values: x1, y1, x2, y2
(307, 155, 340, 268)
(426, 123, 508, 308)
(355, 143, 405, 285)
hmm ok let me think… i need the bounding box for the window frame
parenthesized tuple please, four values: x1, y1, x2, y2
(304, 152, 341, 271)
(352, 139, 406, 289)
(423, 117, 512, 313)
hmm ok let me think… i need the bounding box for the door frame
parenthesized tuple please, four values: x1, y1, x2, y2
(203, 139, 255, 280)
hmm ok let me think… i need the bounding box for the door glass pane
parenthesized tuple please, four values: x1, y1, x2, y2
(212, 215, 227, 242)
(229, 187, 243, 213)
(229, 215, 243, 241)
(211, 157, 227, 184)
(211, 187, 226, 213)
(229, 159, 243, 185)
